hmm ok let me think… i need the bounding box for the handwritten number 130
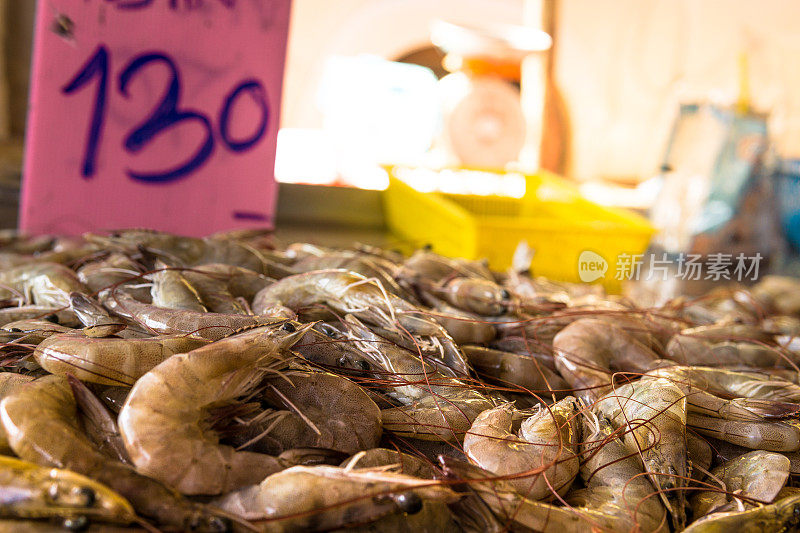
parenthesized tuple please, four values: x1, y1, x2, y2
(62, 45, 269, 182)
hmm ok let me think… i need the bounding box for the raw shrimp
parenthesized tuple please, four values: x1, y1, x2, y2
(500, 308, 663, 352)
(192, 264, 272, 299)
(396, 249, 494, 285)
(224, 370, 382, 456)
(340, 448, 437, 479)
(771, 316, 800, 343)
(0, 374, 36, 397)
(677, 323, 775, 343)
(644, 365, 800, 428)
(504, 240, 602, 304)
(687, 432, 712, 482)
(379, 378, 493, 443)
(421, 296, 496, 345)
(34, 331, 208, 386)
(568, 413, 668, 532)
(0, 330, 28, 354)
(503, 270, 572, 308)
(96, 386, 130, 415)
(0, 232, 55, 254)
(0, 306, 80, 328)
(289, 322, 377, 371)
(687, 413, 800, 452)
(427, 277, 510, 316)
(284, 243, 334, 259)
(462, 398, 580, 499)
(489, 336, 558, 370)
(765, 315, 800, 337)
(208, 228, 273, 243)
(553, 318, 661, 403)
(344, 315, 492, 442)
(365, 319, 471, 378)
(103, 290, 284, 340)
(118, 321, 325, 494)
(68, 375, 130, 465)
(690, 450, 790, 519)
(461, 345, 568, 394)
(350, 242, 405, 265)
(595, 377, 688, 528)
(440, 458, 592, 532)
(252, 269, 470, 376)
(87, 229, 269, 273)
(776, 486, 800, 499)
(76, 252, 150, 302)
(0, 263, 86, 308)
(591, 312, 683, 353)
(668, 338, 788, 367)
(492, 311, 573, 345)
(68, 292, 125, 338)
(666, 326, 786, 367)
(722, 366, 800, 383)
(149, 262, 207, 312)
(752, 275, 800, 316)
(0, 374, 35, 452)
(0, 455, 134, 526)
(681, 492, 800, 533)
(0, 375, 232, 531)
(646, 365, 800, 403)
(441, 426, 669, 533)
(290, 250, 406, 298)
(1, 319, 73, 345)
(182, 263, 272, 314)
(212, 465, 459, 531)
(672, 287, 761, 325)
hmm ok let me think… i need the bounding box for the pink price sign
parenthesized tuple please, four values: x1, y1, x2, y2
(21, 0, 291, 235)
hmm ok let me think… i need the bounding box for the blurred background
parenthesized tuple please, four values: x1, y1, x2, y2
(2, 2, 798, 185)
(4, 0, 800, 296)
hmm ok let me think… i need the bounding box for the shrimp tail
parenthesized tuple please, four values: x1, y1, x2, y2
(68, 374, 131, 464)
(732, 398, 800, 419)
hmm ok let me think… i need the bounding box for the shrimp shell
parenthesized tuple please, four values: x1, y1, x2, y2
(34, 332, 208, 386)
(118, 322, 312, 495)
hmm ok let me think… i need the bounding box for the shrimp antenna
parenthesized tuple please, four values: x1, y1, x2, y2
(267, 382, 322, 436)
(582, 407, 601, 437)
(342, 450, 367, 471)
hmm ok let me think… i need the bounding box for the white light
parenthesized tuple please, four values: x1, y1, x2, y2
(395, 167, 529, 198)
(274, 129, 337, 185)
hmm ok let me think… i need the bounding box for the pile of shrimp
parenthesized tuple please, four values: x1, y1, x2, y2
(0, 229, 800, 531)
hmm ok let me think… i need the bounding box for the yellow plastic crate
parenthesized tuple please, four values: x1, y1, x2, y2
(382, 167, 655, 292)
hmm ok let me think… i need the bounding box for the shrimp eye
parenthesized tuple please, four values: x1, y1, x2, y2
(9, 328, 20, 332)
(501, 289, 511, 300)
(47, 484, 97, 508)
(76, 487, 95, 507)
(45, 314, 59, 324)
(394, 492, 422, 515)
(47, 483, 60, 502)
(62, 516, 88, 531)
(281, 322, 296, 333)
(317, 323, 340, 338)
(208, 517, 232, 533)
(357, 360, 371, 371)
